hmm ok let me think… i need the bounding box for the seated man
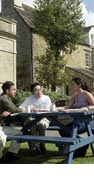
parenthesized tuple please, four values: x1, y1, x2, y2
(0, 81, 24, 163)
(0, 81, 23, 115)
(20, 82, 51, 156)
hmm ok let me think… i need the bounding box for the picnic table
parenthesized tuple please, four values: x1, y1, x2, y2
(7, 109, 94, 164)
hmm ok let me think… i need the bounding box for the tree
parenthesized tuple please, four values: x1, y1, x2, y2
(35, 48, 73, 91)
(33, 0, 84, 90)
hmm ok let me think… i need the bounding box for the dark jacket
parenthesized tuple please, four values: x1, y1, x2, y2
(0, 94, 22, 114)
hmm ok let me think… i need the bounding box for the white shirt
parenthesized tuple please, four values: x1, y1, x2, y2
(20, 95, 51, 110)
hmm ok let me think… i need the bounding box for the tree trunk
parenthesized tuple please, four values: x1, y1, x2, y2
(51, 84, 56, 92)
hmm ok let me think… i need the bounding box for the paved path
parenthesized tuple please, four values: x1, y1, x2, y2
(46, 130, 60, 137)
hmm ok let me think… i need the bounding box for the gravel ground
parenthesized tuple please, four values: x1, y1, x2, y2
(46, 130, 60, 137)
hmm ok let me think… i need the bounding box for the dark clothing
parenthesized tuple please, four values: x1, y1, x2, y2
(0, 94, 22, 125)
(0, 94, 21, 114)
(59, 121, 91, 157)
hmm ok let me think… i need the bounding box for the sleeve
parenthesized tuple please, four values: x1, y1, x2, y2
(19, 97, 31, 108)
(45, 96, 52, 109)
(1, 99, 22, 113)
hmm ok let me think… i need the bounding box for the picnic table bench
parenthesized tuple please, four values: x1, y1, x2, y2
(6, 110, 94, 164)
(7, 133, 94, 163)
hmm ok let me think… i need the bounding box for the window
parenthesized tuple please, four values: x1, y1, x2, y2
(85, 51, 92, 68)
(91, 34, 94, 46)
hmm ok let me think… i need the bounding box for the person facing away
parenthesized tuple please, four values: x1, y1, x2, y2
(58, 77, 94, 157)
(20, 82, 51, 156)
(0, 81, 24, 163)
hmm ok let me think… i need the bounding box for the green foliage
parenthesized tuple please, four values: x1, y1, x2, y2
(33, 0, 84, 90)
(35, 49, 73, 90)
(36, 49, 64, 87)
(13, 90, 69, 106)
(44, 91, 69, 103)
(33, 0, 85, 53)
(13, 90, 31, 106)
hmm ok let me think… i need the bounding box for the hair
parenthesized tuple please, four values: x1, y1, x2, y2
(72, 77, 90, 91)
(30, 82, 41, 92)
(2, 81, 14, 94)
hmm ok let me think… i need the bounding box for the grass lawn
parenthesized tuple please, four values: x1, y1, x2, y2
(4, 142, 94, 164)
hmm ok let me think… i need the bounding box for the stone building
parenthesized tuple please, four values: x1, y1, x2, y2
(1, 0, 94, 94)
(0, 0, 47, 90)
(64, 26, 94, 95)
(0, 16, 16, 92)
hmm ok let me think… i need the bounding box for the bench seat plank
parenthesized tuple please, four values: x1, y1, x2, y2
(7, 134, 78, 145)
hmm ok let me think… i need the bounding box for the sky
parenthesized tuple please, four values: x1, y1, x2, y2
(81, 0, 94, 26)
(0, 0, 94, 26)
(23, 0, 94, 26)
(22, 0, 34, 6)
(82, 0, 94, 12)
(23, 0, 94, 11)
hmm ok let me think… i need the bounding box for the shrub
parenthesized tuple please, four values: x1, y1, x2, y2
(45, 91, 69, 102)
(13, 90, 69, 106)
(13, 90, 31, 106)
(45, 91, 70, 106)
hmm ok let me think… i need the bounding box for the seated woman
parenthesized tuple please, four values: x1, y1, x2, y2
(61, 77, 94, 111)
(58, 77, 94, 157)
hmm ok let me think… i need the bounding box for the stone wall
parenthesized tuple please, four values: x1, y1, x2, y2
(65, 45, 93, 68)
(66, 68, 94, 95)
(1, 0, 32, 89)
(63, 45, 94, 95)
(32, 33, 47, 81)
(0, 17, 16, 92)
(1, 0, 94, 92)
(1, 0, 47, 89)
(15, 16, 32, 89)
(92, 47, 94, 70)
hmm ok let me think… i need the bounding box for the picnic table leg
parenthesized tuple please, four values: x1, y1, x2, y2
(85, 121, 94, 156)
(47, 117, 71, 135)
(22, 118, 41, 133)
(66, 125, 78, 164)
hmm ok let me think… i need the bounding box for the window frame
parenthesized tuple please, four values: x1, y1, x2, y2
(85, 50, 92, 69)
(91, 34, 94, 46)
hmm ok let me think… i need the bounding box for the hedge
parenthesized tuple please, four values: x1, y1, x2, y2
(13, 90, 69, 106)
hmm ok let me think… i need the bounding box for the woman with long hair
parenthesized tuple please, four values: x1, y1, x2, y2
(59, 77, 94, 157)
(62, 77, 94, 110)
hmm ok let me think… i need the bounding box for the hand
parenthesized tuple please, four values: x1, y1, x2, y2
(31, 107, 38, 112)
(1, 111, 11, 117)
(79, 107, 88, 111)
(21, 108, 26, 112)
(31, 107, 43, 112)
(56, 106, 65, 111)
